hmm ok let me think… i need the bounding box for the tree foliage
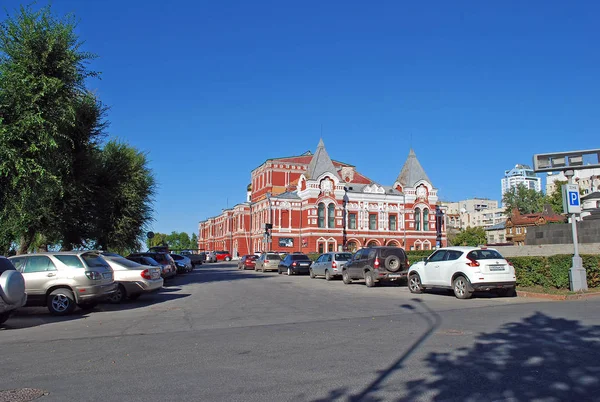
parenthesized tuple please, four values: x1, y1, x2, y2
(147, 232, 198, 251)
(502, 184, 546, 217)
(450, 226, 487, 247)
(0, 6, 155, 254)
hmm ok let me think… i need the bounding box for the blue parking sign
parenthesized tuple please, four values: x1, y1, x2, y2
(562, 184, 581, 214)
(569, 191, 579, 206)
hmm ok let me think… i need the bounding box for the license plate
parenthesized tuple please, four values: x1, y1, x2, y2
(102, 272, 112, 279)
(300, 263, 309, 266)
(151, 271, 160, 279)
(489, 265, 505, 271)
(388, 273, 404, 278)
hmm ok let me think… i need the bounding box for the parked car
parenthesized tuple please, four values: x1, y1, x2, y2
(103, 256, 163, 303)
(0, 256, 27, 325)
(205, 251, 217, 263)
(278, 253, 312, 275)
(238, 255, 258, 270)
(127, 252, 177, 280)
(215, 251, 232, 262)
(170, 254, 193, 273)
(126, 255, 176, 280)
(407, 246, 517, 299)
(343, 246, 410, 287)
(180, 250, 204, 266)
(255, 252, 282, 272)
(310, 252, 353, 280)
(8, 251, 117, 315)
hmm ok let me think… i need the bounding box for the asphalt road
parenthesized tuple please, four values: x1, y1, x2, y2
(1, 261, 600, 402)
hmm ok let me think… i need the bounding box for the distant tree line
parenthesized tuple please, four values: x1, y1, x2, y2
(0, 6, 155, 255)
(146, 232, 199, 251)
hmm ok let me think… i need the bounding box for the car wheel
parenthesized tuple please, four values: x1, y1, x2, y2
(325, 270, 332, 281)
(496, 287, 516, 297)
(78, 302, 98, 311)
(0, 312, 11, 325)
(287, 268, 292, 276)
(342, 270, 352, 284)
(225, 257, 231, 261)
(309, 268, 315, 279)
(365, 271, 376, 288)
(109, 284, 127, 304)
(128, 293, 141, 301)
(408, 274, 423, 294)
(47, 288, 76, 316)
(453, 276, 473, 299)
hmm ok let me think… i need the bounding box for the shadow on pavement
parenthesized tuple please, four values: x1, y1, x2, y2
(311, 308, 600, 401)
(167, 266, 272, 286)
(1, 308, 91, 330)
(97, 292, 191, 312)
(398, 311, 600, 402)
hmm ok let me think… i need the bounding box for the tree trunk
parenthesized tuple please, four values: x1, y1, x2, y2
(18, 230, 36, 255)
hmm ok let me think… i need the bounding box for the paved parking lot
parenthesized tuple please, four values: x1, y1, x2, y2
(2, 261, 600, 401)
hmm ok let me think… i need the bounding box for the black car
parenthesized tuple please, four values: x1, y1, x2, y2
(180, 250, 204, 266)
(127, 253, 177, 280)
(343, 246, 409, 287)
(278, 253, 312, 275)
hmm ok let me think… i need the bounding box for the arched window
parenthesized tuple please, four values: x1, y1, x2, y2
(414, 208, 421, 231)
(423, 208, 429, 231)
(318, 203, 325, 228)
(328, 204, 335, 228)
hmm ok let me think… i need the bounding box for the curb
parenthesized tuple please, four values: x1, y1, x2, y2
(517, 290, 600, 301)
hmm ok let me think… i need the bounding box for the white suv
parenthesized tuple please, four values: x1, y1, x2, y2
(407, 247, 516, 299)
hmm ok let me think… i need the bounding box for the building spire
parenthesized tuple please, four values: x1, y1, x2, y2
(306, 139, 341, 180)
(396, 148, 431, 187)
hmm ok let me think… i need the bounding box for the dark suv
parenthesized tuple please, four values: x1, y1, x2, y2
(343, 246, 409, 287)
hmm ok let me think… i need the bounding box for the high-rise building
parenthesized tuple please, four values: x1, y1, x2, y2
(501, 164, 541, 199)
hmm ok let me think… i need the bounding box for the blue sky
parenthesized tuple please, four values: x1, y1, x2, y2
(2, 1, 598, 235)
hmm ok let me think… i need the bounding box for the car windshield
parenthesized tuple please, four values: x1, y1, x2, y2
(380, 248, 405, 259)
(246, 255, 257, 260)
(467, 249, 505, 260)
(81, 253, 108, 267)
(150, 254, 168, 263)
(171, 254, 183, 261)
(141, 257, 160, 266)
(110, 257, 142, 269)
(335, 253, 352, 261)
(266, 254, 281, 260)
(291, 254, 310, 260)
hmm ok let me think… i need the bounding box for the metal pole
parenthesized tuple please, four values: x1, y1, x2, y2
(566, 171, 587, 291)
(403, 193, 407, 248)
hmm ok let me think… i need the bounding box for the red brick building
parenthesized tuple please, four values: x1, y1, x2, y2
(198, 140, 445, 256)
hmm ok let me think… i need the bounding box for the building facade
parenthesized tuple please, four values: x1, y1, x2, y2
(443, 198, 505, 230)
(501, 164, 542, 198)
(546, 168, 600, 196)
(505, 206, 566, 246)
(198, 140, 446, 256)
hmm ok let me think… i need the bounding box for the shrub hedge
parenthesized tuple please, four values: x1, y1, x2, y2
(509, 254, 600, 289)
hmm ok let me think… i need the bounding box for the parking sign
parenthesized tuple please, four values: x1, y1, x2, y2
(562, 184, 581, 214)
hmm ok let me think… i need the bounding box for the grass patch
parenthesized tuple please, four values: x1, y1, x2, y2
(517, 286, 600, 295)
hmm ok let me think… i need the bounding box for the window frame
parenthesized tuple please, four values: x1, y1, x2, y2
(369, 213, 377, 230)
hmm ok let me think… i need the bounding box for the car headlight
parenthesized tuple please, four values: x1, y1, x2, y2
(176, 262, 185, 268)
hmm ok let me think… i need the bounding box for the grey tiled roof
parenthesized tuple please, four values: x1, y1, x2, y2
(396, 149, 431, 188)
(485, 222, 506, 231)
(306, 139, 341, 180)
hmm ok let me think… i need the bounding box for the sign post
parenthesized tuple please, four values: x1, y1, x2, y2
(562, 176, 587, 291)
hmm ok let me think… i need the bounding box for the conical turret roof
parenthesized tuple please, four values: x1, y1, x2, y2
(306, 139, 341, 180)
(396, 149, 431, 187)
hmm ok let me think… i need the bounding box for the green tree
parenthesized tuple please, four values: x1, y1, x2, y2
(190, 233, 198, 250)
(93, 140, 156, 252)
(502, 184, 545, 217)
(147, 232, 168, 250)
(451, 226, 487, 247)
(545, 180, 567, 215)
(0, 5, 98, 253)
